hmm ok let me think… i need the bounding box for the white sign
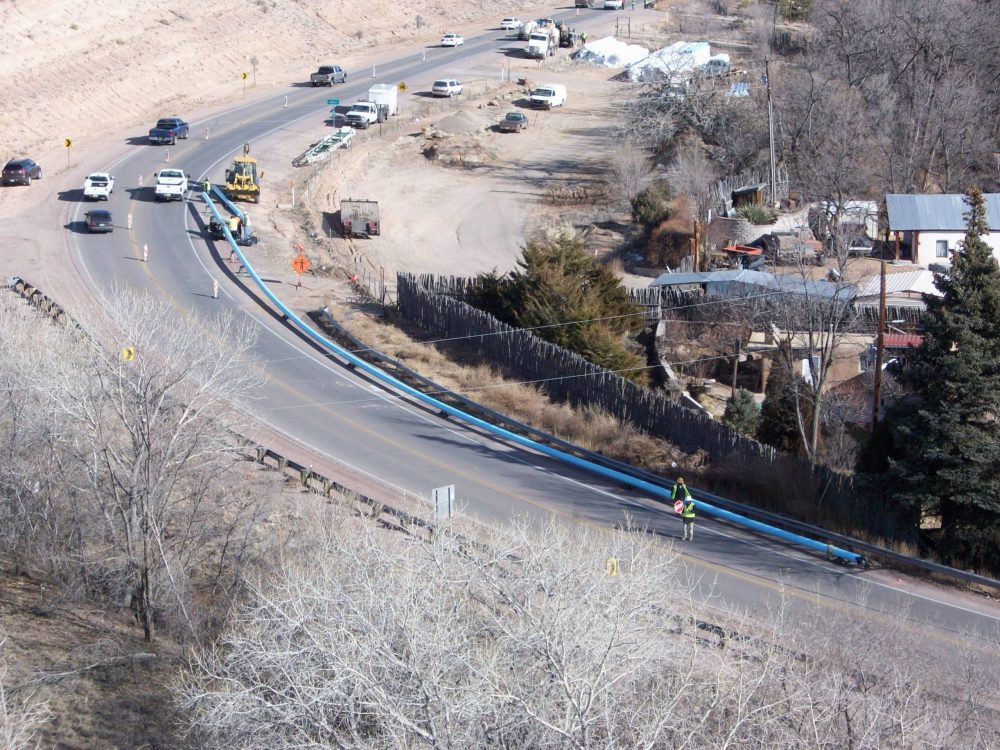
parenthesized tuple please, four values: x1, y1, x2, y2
(433, 484, 455, 522)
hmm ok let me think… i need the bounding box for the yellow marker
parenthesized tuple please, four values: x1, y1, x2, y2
(122, 346, 136, 362)
(605, 557, 619, 576)
(398, 81, 408, 92)
(64, 138, 72, 148)
(241, 72, 248, 80)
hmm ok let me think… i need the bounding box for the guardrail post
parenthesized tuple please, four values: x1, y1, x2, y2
(255, 446, 266, 463)
(321, 478, 332, 496)
(300, 466, 312, 485)
(277, 457, 288, 472)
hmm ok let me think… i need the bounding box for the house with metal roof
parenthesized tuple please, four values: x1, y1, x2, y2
(854, 268, 941, 311)
(885, 193, 1000, 268)
(650, 269, 854, 302)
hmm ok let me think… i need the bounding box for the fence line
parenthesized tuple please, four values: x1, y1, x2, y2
(397, 273, 905, 539)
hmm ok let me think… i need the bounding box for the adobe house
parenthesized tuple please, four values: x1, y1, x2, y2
(885, 193, 1000, 267)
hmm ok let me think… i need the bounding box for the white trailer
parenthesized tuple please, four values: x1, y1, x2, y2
(367, 84, 398, 116)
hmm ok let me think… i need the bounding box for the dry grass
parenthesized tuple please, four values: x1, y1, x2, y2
(331, 300, 699, 478)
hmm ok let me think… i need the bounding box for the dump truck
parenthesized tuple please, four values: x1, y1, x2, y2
(340, 199, 380, 237)
(224, 143, 261, 203)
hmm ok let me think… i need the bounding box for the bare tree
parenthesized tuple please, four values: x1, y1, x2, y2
(606, 139, 653, 210)
(177, 513, 998, 748)
(0, 641, 49, 750)
(0, 289, 264, 642)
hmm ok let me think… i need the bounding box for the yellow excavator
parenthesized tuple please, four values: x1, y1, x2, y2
(224, 143, 262, 203)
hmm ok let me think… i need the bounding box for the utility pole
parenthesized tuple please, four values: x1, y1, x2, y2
(765, 59, 779, 208)
(870, 260, 887, 431)
(731, 338, 741, 397)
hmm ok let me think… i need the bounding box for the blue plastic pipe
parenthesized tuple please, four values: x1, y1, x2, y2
(202, 190, 864, 566)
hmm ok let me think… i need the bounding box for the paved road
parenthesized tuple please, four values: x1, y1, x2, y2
(59, 8, 1000, 655)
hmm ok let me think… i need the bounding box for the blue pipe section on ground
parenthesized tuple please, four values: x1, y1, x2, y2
(202, 190, 864, 566)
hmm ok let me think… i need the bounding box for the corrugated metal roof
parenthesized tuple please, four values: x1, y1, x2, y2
(649, 269, 853, 300)
(650, 269, 772, 287)
(886, 193, 1000, 231)
(856, 269, 941, 299)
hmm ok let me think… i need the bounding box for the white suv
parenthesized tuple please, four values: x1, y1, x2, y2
(432, 79, 464, 97)
(500, 17, 520, 30)
(440, 33, 464, 47)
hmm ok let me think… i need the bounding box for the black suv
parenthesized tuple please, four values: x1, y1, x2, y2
(2, 159, 42, 186)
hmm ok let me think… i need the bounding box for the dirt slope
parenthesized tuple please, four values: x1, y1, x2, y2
(0, 0, 553, 166)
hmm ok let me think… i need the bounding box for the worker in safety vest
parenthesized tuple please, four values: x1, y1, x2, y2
(202, 178, 211, 195)
(672, 477, 696, 541)
(227, 215, 240, 234)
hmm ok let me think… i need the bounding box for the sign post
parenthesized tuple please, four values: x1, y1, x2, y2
(291, 252, 310, 288)
(241, 71, 248, 97)
(64, 138, 72, 168)
(432, 484, 455, 526)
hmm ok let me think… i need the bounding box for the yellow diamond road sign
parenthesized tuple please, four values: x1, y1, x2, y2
(122, 346, 136, 362)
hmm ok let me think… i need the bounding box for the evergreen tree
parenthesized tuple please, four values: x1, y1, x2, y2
(724, 388, 760, 437)
(757, 353, 807, 456)
(885, 188, 1000, 570)
(472, 234, 648, 384)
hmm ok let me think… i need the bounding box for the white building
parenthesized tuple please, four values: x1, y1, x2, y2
(885, 193, 1000, 268)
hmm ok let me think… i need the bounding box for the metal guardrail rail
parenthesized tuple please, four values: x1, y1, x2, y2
(12, 226, 999, 590)
(311, 309, 1000, 592)
(203, 202, 875, 567)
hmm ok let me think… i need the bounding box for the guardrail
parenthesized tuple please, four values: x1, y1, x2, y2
(8, 264, 1000, 591)
(310, 309, 1000, 591)
(205, 191, 877, 568)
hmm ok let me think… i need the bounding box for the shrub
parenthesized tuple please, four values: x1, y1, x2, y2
(723, 388, 760, 436)
(737, 204, 778, 225)
(631, 183, 671, 230)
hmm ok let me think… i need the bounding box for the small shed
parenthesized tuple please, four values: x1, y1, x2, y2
(731, 182, 767, 209)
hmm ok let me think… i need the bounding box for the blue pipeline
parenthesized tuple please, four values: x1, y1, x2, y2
(206, 185, 248, 242)
(203, 189, 864, 567)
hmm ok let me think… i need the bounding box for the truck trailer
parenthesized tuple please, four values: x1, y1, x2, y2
(340, 199, 380, 237)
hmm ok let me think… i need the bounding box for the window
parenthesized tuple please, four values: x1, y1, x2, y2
(936, 240, 948, 258)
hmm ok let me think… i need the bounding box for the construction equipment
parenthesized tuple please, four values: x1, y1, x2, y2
(224, 143, 262, 203)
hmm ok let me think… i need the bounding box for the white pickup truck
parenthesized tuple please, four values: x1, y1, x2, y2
(83, 173, 114, 200)
(154, 169, 188, 202)
(345, 102, 385, 129)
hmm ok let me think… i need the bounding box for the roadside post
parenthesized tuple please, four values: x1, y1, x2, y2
(64, 138, 72, 168)
(432, 484, 455, 530)
(291, 252, 310, 289)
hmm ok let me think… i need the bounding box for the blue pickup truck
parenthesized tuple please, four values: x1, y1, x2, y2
(148, 117, 190, 145)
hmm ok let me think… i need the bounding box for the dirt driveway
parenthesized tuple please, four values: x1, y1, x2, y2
(248, 55, 639, 297)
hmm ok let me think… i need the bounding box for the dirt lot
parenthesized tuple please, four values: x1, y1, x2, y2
(247, 58, 637, 297)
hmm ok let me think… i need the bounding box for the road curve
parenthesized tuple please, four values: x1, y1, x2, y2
(59, 8, 1000, 653)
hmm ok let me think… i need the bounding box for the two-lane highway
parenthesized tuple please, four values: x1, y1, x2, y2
(62, 10, 1000, 653)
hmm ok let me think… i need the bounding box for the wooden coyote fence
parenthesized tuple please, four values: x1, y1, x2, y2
(396, 273, 902, 539)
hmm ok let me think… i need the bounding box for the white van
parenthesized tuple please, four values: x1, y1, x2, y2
(529, 83, 567, 109)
